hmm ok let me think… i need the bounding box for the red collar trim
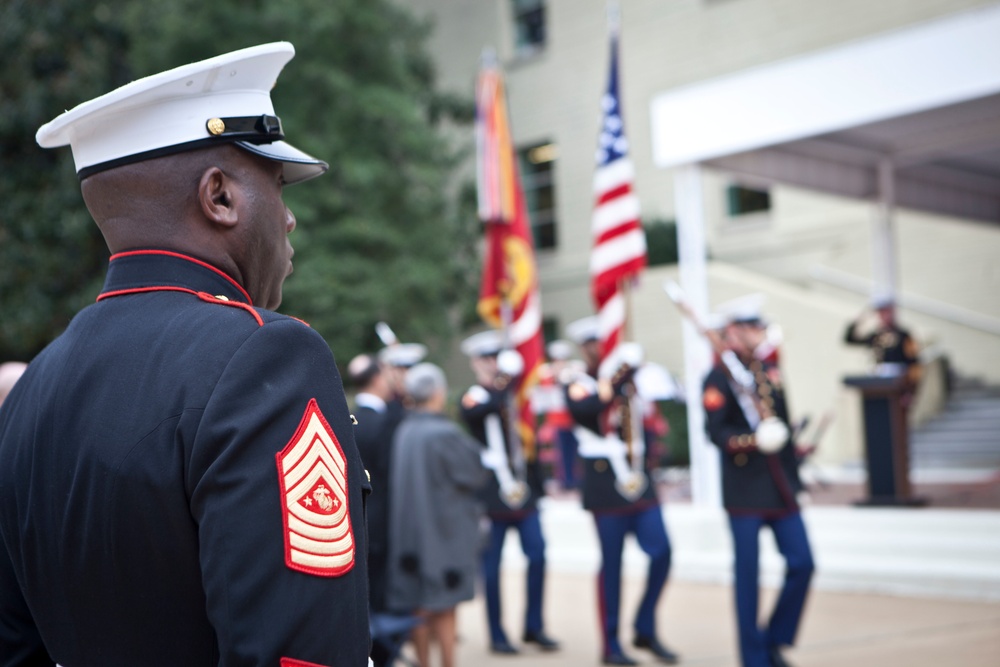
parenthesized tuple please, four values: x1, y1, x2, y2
(98, 285, 196, 302)
(108, 249, 253, 305)
(97, 285, 264, 327)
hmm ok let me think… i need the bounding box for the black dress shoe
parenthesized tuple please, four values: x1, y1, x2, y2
(770, 646, 794, 667)
(490, 640, 519, 655)
(633, 635, 680, 664)
(602, 651, 639, 666)
(522, 630, 561, 651)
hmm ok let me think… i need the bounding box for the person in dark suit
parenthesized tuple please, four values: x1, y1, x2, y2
(348, 352, 406, 667)
(0, 43, 371, 666)
(458, 330, 560, 656)
(703, 297, 814, 667)
(563, 317, 679, 666)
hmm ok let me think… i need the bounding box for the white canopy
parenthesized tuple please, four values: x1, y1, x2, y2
(651, 4, 1000, 223)
(651, 5, 1000, 506)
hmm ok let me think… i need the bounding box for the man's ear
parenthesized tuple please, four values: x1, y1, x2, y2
(198, 166, 239, 228)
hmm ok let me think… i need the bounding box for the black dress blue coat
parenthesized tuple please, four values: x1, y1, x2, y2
(0, 250, 371, 667)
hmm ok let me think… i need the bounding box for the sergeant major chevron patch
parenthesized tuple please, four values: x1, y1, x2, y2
(276, 399, 354, 577)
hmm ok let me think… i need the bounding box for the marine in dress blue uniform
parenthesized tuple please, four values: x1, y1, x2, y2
(563, 318, 678, 666)
(0, 44, 371, 667)
(458, 331, 559, 655)
(843, 296, 922, 408)
(703, 297, 814, 667)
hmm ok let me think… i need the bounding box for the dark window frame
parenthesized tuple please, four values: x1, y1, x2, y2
(726, 184, 772, 217)
(512, 0, 546, 56)
(517, 141, 558, 251)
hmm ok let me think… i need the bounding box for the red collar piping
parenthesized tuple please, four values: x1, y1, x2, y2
(108, 249, 253, 305)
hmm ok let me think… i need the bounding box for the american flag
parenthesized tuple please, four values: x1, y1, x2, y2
(591, 30, 647, 362)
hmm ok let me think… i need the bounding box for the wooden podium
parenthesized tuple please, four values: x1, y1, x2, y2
(843, 372, 926, 506)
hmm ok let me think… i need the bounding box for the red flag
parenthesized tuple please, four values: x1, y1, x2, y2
(591, 30, 647, 362)
(475, 57, 545, 458)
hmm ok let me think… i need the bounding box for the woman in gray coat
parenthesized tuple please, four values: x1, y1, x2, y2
(387, 363, 488, 667)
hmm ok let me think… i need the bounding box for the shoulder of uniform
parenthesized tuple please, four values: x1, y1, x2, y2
(255, 308, 312, 327)
(192, 292, 266, 327)
(193, 294, 313, 330)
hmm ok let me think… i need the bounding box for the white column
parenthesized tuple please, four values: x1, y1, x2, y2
(673, 164, 721, 507)
(871, 158, 898, 302)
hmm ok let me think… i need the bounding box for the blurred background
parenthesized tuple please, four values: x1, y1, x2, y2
(3, 1, 1000, 663)
(6, 0, 998, 474)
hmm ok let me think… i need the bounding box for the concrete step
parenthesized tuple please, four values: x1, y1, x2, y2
(912, 455, 1000, 468)
(915, 419, 1000, 434)
(912, 432, 1000, 445)
(909, 378, 1000, 470)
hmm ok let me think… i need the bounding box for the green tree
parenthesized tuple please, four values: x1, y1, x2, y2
(1, 0, 479, 366)
(0, 1, 132, 361)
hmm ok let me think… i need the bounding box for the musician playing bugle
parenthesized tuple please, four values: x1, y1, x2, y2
(563, 316, 680, 666)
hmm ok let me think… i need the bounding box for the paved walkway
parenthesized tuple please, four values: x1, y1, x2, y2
(404, 489, 1000, 666)
(451, 575, 1000, 666)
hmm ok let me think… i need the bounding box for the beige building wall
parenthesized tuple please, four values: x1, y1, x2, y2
(398, 0, 1000, 464)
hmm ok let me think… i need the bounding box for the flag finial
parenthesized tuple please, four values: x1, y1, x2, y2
(480, 47, 498, 69)
(607, 0, 622, 33)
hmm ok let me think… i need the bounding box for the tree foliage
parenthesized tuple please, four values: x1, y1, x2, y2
(0, 0, 479, 366)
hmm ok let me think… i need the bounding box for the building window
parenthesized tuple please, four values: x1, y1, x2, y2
(512, 0, 546, 56)
(518, 142, 557, 250)
(644, 219, 678, 266)
(726, 184, 771, 217)
(542, 316, 560, 345)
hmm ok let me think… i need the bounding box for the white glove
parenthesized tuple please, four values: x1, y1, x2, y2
(480, 449, 505, 470)
(497, 349, 524, 378)
(755, 416, 789, 453)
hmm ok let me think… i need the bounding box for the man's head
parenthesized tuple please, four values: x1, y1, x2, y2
(876, 305, 896, 328)
(377, 343, 428, 399)
(566, 316, 601, 373)
(405, 363, 448, 412)
(872, 296, 896, 328)
(36, 43, 326, 310)
(80, 145, 296, 309)
(723, 321, 766, 360)
(346, 354, 392, 400)
(461, 331, 503, 386)
(716, 294, 768, 359)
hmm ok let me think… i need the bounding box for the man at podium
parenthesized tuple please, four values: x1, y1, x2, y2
(844, 295, 922, 410)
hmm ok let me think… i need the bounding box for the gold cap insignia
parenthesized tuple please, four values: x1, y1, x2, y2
(206, 118, 226, 135)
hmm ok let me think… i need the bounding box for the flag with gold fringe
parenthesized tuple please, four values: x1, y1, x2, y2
(475, 53, 545, 458)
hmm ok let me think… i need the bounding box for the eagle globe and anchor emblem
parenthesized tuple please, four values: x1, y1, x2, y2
(299, 480, 340, 514)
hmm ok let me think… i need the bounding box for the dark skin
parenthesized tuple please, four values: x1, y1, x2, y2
(81, 144, 297, 310)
